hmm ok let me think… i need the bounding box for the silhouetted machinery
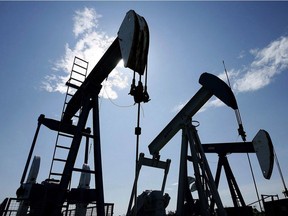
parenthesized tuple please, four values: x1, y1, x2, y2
(0, 9, 287, 216)
(127, 73, 276, 216)
(0, 10, 149, 216)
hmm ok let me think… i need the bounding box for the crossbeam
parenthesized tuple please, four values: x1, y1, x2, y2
(202, 142, 255, 154)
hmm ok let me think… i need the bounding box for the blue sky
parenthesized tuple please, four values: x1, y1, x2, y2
(1, 1, 288, 215)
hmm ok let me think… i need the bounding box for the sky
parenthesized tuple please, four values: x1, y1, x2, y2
(0, 1, 288, 215)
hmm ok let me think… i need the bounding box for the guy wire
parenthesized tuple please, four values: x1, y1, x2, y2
(223, 60, 262, 211)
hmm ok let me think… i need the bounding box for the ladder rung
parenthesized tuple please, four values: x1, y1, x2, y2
(73, 114, 80, 118)
(54, 158, 67, 163)
(67, 92, 74, 97)
(58, 132, 74, 138)
(46, 178, 60, 183)
(75, 56, 89, 64)
(56, 145, 71, 150)
(73, 63, 87, 72)
(73, 63, 88, 70)
(71, 69, 87, 77)
(70, 77, 84, 83)
(50, 172, 63, 176)
(73, 167, 96, 174)
(66, 82, 80, 90)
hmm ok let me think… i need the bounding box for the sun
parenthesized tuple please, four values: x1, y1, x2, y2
(117, 59, 125, 68)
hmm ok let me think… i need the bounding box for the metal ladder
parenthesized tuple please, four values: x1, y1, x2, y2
(48, 56, 89, 181)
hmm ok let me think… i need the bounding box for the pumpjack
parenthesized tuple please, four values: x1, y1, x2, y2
(127, 73, 275, 216)
(1, 9, 287, 216)
(0, 10, 149, 216)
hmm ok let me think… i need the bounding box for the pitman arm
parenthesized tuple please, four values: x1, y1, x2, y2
(148, 72, 238, 157)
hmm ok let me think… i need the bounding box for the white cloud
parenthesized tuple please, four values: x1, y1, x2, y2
(217, 68, 241, 88)
(73, 7, 101, 37)
(101, 69, 129, 99)
(172, 100, 188, 113)
(237, 50, 246, 59)
(172, 97, 225, 113)
(42, 7, 129, 99)
(234, 36, 288, 93)
(199, 98, 225, 113)
(184, 35, 288, 112)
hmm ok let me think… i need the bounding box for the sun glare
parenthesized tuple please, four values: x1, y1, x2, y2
(117, 59, 125, 68)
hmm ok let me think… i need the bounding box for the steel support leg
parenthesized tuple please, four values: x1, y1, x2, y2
(20, 114, 44, 184)
(222, 155, 246, 207)
(92, 95, 105, 216)
(176, 130, 189, 216)
(186, 122, 226, 216)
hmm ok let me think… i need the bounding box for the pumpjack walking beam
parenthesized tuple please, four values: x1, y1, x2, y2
(148, 72, 239, 157)
(148, 72, 243, 216)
